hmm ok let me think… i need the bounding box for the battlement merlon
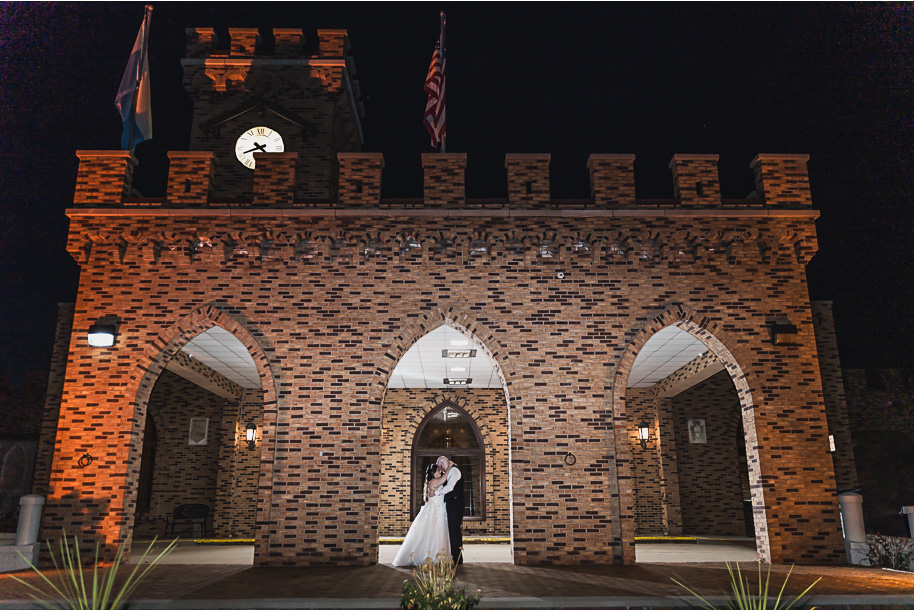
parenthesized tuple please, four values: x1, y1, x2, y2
(71, 151, 816, 212)
(181, 27, 364, 132)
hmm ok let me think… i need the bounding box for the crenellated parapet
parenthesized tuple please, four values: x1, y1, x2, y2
(73, 151, 816, 211)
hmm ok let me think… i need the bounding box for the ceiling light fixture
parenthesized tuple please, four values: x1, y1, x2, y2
(444, 378, 472, 386)
(443, 349, 477, 358)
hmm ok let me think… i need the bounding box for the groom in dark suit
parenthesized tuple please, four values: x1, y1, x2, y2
(436, 455, 464, 564)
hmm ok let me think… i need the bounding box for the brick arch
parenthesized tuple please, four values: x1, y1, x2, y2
(404, 397, 496, 452)
(120, 303, 278, 557)
(612, 304, 771, 563)
(374, 309, 517, 555)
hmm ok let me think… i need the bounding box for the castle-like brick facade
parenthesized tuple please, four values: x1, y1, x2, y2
(35, 26, 856, 566)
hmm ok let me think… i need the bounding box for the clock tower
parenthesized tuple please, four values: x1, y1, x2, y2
(182, 27, 364, 200)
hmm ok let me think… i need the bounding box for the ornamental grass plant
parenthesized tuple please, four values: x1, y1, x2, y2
(672, 561, 820, 610)
(10, 532, 177, 610)
(865, 533, 914, 571)
(401, 552, 481, 610)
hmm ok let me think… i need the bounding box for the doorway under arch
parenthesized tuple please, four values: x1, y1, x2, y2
(378, 320, 514, 564)
(613, 307, 770, 563)
(121, 305, 277, 565)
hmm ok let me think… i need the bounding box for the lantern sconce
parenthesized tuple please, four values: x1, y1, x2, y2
(87, 317, 120, 348)
(245, 420, 257, 451)
(637, 420, 651, 450)
(769, 323, 798, 346)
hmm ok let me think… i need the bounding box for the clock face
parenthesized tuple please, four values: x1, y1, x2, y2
(234, 126, 285, 169)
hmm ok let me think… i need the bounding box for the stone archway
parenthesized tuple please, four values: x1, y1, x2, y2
(373, 309, 518, 562)
(120, 304, 279, 561)
(612, 304, 770, 563)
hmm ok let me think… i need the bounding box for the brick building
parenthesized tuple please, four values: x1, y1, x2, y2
(34, 27, 857, 566)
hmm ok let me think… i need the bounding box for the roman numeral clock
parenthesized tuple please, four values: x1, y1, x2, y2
(234, 126, 285, 169)
(191, 96, 320, 199)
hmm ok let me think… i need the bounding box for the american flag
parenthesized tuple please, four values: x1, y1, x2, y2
(423, 40, 446, 148)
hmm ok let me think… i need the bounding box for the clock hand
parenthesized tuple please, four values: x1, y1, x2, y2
(242, 142, 268, 155)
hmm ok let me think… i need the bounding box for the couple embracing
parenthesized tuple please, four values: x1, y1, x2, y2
(392, 455, 464, 566)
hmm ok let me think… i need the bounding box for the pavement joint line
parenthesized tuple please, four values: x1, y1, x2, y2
(2, 594, 909, 610)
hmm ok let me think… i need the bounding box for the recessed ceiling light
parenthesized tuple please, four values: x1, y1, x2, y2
(443, 349, 477, 358)
(450, 367, 466, 372)
(450, 339, 469, 346)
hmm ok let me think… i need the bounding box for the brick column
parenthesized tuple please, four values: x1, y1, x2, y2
(506, 154, 551, 208)
(253, 152, 298, 207)
(669, 154, 721, 208)
(588, 154, 636, 208)
(74, 151, 135, 204)
(32, 303, 75, 498)
(811, 301, 858, 492)
(750, 154, 812, 208)
(422, 153, 466, 208)
(166, 152, 215, 206)
(338, 153, 384, 207)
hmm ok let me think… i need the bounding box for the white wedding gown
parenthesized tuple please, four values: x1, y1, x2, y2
(392, 486, 450, 567)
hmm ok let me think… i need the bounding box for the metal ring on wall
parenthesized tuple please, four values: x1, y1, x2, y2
(563, 452, 576, 466)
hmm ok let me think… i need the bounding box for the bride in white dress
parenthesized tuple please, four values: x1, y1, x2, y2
(392, 464, 451, 566)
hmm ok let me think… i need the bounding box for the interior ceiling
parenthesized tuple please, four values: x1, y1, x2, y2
(176, 325, 709, 393)
(389, 326, 500, 389)
(628, 327, 710, 388)
(181, 327, 260, 389)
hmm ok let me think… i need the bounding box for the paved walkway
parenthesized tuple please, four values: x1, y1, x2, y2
(4, 544, 914, 609)
(121, 541, 759, 565)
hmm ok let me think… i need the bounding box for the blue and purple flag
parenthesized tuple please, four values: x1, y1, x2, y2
(115, 5, 153, 152)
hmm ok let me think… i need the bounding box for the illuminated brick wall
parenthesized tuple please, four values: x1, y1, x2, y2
(41, 30, 847, 565)
(672, 371, 750, 537)
(132, 368, 264, 540)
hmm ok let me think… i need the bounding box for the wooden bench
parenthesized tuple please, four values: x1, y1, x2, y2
(164, 504, 209, 538)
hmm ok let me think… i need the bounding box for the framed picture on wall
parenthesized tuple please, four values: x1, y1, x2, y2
(688, 418, 707, 444)
(188, 417, 209, 446)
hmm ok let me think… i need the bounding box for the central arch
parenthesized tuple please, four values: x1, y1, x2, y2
(372, 309, 517, 563)
(612, 305, 770, 563)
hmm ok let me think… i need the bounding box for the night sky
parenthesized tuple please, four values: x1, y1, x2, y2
(1, 3, 911, 381)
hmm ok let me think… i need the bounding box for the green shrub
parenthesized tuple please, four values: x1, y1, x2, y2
(672, 561, 820, 610)
(865, 533, 914, 571)
(10, 532, 177, 609)
(400, 552, 481, 610)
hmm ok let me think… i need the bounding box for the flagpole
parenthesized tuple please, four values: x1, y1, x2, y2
(127, 5, 153, 153)
(439, 11, 446, 153)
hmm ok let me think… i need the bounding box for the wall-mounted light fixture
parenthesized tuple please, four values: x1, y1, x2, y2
(637, 420, 651, 450)
(769, 323, 798, 346)
(245, 420, 257, 451)
(87, 323, 117, 347)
